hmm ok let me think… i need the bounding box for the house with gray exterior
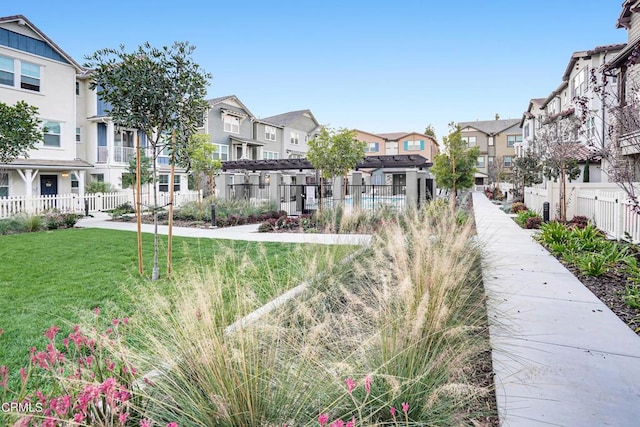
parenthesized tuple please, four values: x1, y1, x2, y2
(259, 110, 321, 158)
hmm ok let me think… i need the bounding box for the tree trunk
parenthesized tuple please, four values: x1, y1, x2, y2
(135, 135, 143, 276)
(451, 155, 457, 213)
(560, 161, 567, 223)
(167, 132, 175, 279)
(151, 149, 160, 281)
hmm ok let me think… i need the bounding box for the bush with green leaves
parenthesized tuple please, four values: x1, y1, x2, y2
(515, 209, 541, 228)
(85, 181, 115, 194)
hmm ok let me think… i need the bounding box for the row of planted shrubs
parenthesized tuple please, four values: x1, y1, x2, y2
(0, 211, 79, 235)
(0, 200, 494, 426)
(536, 219, 640, 309)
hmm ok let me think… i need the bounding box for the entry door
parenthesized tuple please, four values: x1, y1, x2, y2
(40, 175, 58, 196)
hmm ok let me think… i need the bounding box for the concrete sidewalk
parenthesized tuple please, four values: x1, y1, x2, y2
(473, 192, 640, 426)
(75, 212, 370, 246)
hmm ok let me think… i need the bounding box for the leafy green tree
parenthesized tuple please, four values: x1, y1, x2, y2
(424, 124, 437, 140)
(432, 123, 480, 211)
(183, 133, 221, 218)
(86, 41, 211, 280)
(307, 127, 366, 206)
(510, 149, 542, 200)
(0, 101, 44, 164)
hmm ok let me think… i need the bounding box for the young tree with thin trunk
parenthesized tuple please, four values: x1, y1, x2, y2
(536, 114, 582, 222)
(510, 149, 542, 200)
(86, 42, 210, 280)
(181, 133, 221, 218)
(432, 124, 479, 212)
(307, 127, 366, 209)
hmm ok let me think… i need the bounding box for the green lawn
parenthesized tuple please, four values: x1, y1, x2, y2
(0, 228, 353, 375)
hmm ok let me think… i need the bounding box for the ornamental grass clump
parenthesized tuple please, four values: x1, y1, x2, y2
(128, 201, 492, 425)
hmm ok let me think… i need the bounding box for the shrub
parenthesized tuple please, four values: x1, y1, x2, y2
(515, 209, 540, 228)
(19, 213, 43, 232)
(567, 215, 589, 229)
(537, 221, 571, 246)
(43, 211, 62, 230)
(0, 217, 25, 235)
(61, 213, 79, 228)
(510, 202, 527, 213)
(525, 216, 542, 229)
(85, 181, 115, 194)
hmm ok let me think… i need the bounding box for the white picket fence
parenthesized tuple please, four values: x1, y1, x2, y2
(524, 184, 640, 243)
(0, 191, 201, 219)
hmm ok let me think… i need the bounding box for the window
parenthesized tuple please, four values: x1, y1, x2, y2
(223, 115, 240, 133)
(462, 136, 476, 147)
(71, 172, 79, 194)
(0, 173, 8, 197)
(265, 126, 277, 141)
(572, 67, 588, 98)
(507, 135, 522, 147)
(43, 121, 61, 147)
(159, 175, 169, 192)
(503, 156, 513, 167)
(263, 150, 279, 160)
(20, 61, 40, 92)
(75, 82, 80, 96)
(290, 132, 299, 145)
(365, 142, 379, 152)
(488, 156, 495, 167)
(91, 173, 104, 183)
(213, 144, 229, 161)
(477, 156, 485, 168)
(0, 55, 14, 86)
(488, 137, 494, 146)
(524, 124, 530, 138)
(173, 175, 180, 192)
(405, 140, 424, 151)
(76, 127, 81, 142)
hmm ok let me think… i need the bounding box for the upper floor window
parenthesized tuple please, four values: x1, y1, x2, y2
(524, 124, 530, 138)
(503, 156, 513, 167)
(0, 55, 14, 86)
(223, 115, 240, 134)
(75, 82, 80, 96)
(405, 140, 424, 151)
(43, 121, 61, 147)
(20, 61, 40, 92)
(507, 135, 522, 147)
(477, 156, 485, 168)
(76, 127, 81, 142)
(462, 136, 476, 147)
(488, 136, 494, 146)
(265, 126, 277, 141)
(290, 132, 299, 145)
(572, 67, 588, 98)
(365, 142, 379, 152)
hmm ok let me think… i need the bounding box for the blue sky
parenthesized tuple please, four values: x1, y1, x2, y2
(7, 0, 628, 141)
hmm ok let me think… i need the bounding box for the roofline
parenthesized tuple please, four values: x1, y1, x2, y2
(541, 81, 569, 109)
(0, 15, 84, 72)
(208, 95, 256, 120)
(562, 44, 626, 80)
(617, 0, 640, 29)
(457, 119, 521, 136)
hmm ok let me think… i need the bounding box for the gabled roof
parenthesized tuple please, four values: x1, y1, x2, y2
(617, 0, 640, 29)
(0, 15, 83, 71)
(354, 129, 385, 139)
(520, 98, 546, 127)
(260, 109, 320, 129)
(562, 44, 626, 81)
(541, 81, 569, 109)
(457, 118, 521, 135)
(207, 95, 256, 119)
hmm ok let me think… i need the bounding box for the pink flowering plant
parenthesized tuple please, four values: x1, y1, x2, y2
(0, 309, 169, 426)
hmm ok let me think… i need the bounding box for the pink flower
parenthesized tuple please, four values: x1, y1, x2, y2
(346, 417, 356, 427)
(0, 365, 8, 389)
(390, 406, 396, 417)
(364, 375, 371, 394)
(119, 412, 129, 423)
(44, 325, 59, 341)
(140, 420, 152, 427)
(402, 402, 409, 413)
(345, 377, 356, 394)
(166, 423, 178, 427)
(112, 318, 120, 326)
(318, 413, 329, 425)
(122, 317, 129, 325)
(93, 307, 100, 316)
(20, 367, 27, 384)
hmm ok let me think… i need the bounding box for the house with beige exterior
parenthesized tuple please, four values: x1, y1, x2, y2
(457, 119, 520, 188)
(0, 15, 92, 198)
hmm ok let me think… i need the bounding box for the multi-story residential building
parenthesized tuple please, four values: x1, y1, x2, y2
(518, 98, 546, 157)
(354, 130, 439, 161)
(0, 15, 92, 198)
(259, 110, 321, 159)
(535, 44, 625, 183)
(457, 119, 521, 187)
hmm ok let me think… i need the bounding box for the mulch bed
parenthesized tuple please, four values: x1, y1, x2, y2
(562, 261, 640, 334)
